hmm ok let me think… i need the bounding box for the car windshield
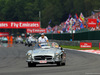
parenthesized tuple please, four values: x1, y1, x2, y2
(34, 42, 59, 49)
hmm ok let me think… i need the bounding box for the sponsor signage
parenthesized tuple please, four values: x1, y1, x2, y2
(0, 32, 9, 37)
(26, 28, 47, 33)
(80, 42, 92, 48)
(88, 19, 97, 27)
(0, 22, 40, 29)
(99, 43, 100, 49)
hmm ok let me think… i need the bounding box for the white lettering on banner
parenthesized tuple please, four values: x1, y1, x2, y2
(0, 22, 40, 28)
(28, 29, 33, 33)
(80, 42, 92, 48)
(11, 22, 39, 28)
(0, 34, 8, 35)
(81, 45, 91, 48)
(33, 29, 35, 32)
(0, 23, 8, 27)
(11, 23, 13, 27)
(0, 32, 9, 37)
(35, 30, 40, 32)
(11, 23, 19, 28)
(27, 29, 46, 33)
(88, 21, 96, 25)
(20, 23, 39, 27)
(34, 29, 45, 32)
(84, 43, 87, 45)
(19, 23, 22, 27)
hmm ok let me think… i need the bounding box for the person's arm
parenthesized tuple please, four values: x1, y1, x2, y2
(46, 40, 49, 42)
(45, 36, 49, 46)
(39, 43, 41, 48)
(38, 37, 41, 48)
(45, 36, 49, 42)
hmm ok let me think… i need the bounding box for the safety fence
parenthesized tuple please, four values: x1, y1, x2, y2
(49, 40, 100, 47)
(35, 31, 100, 40)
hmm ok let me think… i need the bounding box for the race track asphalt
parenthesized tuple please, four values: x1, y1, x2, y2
(0, 44, 100, 75)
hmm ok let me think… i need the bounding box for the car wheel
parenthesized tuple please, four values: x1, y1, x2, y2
(62, 62, 66, 66)
(56, 62, 62, 66)
(32, 63, 36, 67)
(28, 62, 36, 67)
(28, 62, 33, 67)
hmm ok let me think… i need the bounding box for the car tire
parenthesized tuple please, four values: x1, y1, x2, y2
(56, 62, 62, 66)
(62, 62, 66, 66)
(28, 62, 32, 67)
(28, 62, 36, 67)
(32, 63, 36, 67)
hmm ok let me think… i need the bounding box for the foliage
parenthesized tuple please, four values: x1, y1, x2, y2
(0, 0, 100, 27)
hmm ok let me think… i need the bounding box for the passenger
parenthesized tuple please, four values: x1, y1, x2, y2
(38, 33, 49, 47)
(28, 34, 33, 41)
(32, 35, 35, 39)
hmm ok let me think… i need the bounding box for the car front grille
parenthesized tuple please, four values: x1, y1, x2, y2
(34, 55, 52, 60)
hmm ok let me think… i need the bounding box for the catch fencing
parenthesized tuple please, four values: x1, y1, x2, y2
(36, 31, 100, 40)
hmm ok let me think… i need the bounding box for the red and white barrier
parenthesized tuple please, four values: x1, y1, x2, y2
(78, 50, 100, 54)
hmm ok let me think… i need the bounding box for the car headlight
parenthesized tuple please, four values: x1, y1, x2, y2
(27, 53, 32, 59)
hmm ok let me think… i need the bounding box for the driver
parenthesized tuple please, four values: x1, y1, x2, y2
(38, 33, 49, 47)
(29, 34, 33, 41)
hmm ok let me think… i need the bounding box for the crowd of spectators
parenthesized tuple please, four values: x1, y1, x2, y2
(46, 12, 100, 34)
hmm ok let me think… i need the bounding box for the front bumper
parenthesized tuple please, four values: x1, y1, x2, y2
(26, 59, 61, 64)
(26, 54, 61, 64)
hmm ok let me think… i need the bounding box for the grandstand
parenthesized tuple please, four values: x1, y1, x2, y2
(46, 12, 100, 34)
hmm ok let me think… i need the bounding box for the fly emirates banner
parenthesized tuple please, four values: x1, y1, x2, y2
(0, 22, 40, 29)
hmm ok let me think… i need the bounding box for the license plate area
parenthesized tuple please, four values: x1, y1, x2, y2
(39, 60, 47, 63)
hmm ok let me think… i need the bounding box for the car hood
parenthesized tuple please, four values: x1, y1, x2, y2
(32, 48, 61, 56)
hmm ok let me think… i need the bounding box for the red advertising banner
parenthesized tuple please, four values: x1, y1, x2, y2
(0, 22, 40, 29)
(88, 19, 97, 27)
(26, 28, 47, 33)
(0, 32, 9, 37)
(80, 42, 92, 48)
(99, 43, 100, 49)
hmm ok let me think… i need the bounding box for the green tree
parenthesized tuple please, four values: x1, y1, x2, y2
(0, 0, 100, 28)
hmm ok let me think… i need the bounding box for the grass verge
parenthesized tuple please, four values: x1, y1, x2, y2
(61, 45, 100, 50)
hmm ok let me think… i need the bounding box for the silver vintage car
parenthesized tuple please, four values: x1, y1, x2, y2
(26, 42, 66, 67)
